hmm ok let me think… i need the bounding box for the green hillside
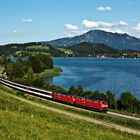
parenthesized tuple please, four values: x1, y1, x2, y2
(0, 42, 139, 58)
(0, 86, 139, 140)
(67, 42, 120, 55)
(0, 42, 66, 57)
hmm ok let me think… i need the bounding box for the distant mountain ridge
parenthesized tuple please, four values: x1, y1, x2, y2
(47, 30, 140, 51)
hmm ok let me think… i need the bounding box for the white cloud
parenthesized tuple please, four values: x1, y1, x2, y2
(102, 28, 129, 34)
(64, 24, 79, 30)
(65, 28, 130, 37)
(65, 30, 88, 37)
(134, 23, 140, 32)
(96, 6, 112, 11)
(13, 30, 19, 33)
(22, 18, 33, 23)
(117, 21, 128, 26)
(82, 20, 128, 28)
(13, 30, 23, 36)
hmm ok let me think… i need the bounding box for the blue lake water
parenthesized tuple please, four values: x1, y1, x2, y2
(47, 58, 140, 99)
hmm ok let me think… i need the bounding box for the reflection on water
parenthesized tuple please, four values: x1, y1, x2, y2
(46, 58, 140, 98)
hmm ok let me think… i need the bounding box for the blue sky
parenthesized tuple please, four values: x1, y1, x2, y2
(0, 0, 140, 44)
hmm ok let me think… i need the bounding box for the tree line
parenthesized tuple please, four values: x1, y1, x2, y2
(1, 54, 53, 83)
(66, 86, 140, 114)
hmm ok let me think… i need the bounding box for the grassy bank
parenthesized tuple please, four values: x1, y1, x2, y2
(1, 85, 140, 131)
(0, 86, 140, 139)
(7, 85, 140, 131)
(35, 66, 63, 79)
(26, 94, 140, 131)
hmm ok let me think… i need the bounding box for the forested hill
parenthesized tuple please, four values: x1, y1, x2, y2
(0, 42, 65, 57)
(66, 42, 120, 55)
(0, 41, 140, 58)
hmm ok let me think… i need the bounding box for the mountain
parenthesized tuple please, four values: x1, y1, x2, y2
(47, 30, 140, 51)
(66, 42, 120, 55)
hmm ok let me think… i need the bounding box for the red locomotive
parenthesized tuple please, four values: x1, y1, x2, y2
(51, 92, 108, 112)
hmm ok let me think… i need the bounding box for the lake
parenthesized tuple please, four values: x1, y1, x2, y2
(47, 58, 140, 99)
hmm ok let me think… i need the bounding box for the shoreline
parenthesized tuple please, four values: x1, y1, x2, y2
(52, 57, 140, 59)
(34, 66, 63, 79)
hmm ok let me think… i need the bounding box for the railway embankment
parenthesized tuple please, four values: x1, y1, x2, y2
(0, 85, 140, 139)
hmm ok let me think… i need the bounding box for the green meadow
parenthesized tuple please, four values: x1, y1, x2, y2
(0, 86, 139, 140)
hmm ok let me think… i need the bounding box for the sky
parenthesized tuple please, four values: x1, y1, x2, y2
(0, 0, 140, 44)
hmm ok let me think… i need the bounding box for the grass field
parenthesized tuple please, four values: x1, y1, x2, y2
(26, 45, 50, 50)
(0, 86, 140, 140)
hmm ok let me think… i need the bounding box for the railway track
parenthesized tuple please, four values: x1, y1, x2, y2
(0, 77, 140, 121)
(107, 111, 140, 121)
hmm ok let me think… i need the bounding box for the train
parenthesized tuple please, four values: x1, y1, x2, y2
(52, 93, 108, 112)
(0, 77, 108, 113)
